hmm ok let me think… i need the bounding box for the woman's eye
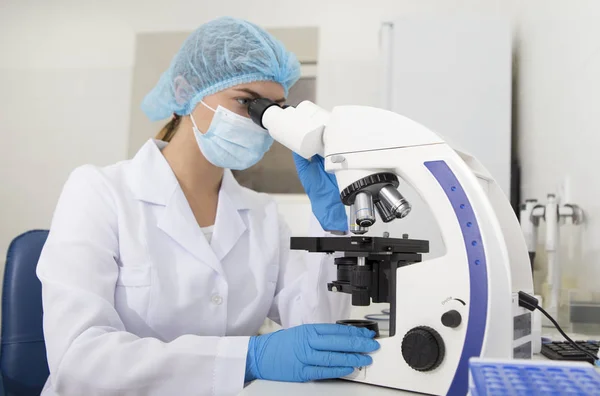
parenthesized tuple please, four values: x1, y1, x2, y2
(236, 98, 251, 106)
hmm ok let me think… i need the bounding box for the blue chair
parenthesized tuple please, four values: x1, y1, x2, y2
(1, 230, 50, 395)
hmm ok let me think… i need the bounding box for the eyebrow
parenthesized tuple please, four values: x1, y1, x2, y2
(233, 88, 286, 104)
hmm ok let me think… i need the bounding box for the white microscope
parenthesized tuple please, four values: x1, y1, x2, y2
(248, 99, 535, 395)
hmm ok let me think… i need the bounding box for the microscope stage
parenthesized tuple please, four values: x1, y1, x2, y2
(290, 236, 429, 255)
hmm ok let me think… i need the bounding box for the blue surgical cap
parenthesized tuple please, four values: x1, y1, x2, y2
(141, 17, 302, 121)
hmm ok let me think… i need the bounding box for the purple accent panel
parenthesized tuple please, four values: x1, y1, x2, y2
(424, 160, 488, 396)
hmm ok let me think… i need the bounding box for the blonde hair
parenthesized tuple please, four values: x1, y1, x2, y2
(156, 114, 182, 142)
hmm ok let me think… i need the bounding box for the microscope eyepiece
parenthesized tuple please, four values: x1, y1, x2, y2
(247, 98, 281, 128)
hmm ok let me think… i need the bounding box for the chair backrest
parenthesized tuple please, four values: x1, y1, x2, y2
(1, 230, 50, 395)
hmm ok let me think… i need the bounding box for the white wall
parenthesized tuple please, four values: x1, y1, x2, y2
(1, 0, 599, 299)
(512, 2, 600, 294)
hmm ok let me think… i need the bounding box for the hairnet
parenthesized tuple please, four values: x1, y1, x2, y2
(141, 17, 301, 121)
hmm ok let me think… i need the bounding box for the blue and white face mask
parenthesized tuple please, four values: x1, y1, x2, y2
(191, 101, 274, 170)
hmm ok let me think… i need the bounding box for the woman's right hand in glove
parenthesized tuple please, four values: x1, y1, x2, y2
(245, 323, 380, 383)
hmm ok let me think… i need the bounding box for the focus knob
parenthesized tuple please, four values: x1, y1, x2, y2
(401, 326, 445, 372)
(441, 310, 462, 328)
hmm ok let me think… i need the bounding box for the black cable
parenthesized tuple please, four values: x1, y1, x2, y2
(534, 304, 599, 362)
(518, 291, 599, 362)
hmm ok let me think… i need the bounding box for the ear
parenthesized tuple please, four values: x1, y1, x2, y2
(173, 76, 193, 105)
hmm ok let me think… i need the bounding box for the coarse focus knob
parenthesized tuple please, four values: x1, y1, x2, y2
(401, 326, 445, 372)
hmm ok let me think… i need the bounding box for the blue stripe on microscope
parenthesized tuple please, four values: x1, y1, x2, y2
(424, 160, 488, 396)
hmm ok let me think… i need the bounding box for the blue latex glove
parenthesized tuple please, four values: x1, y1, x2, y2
(245, 324, 379, 382)
(293, 153, 348, 232)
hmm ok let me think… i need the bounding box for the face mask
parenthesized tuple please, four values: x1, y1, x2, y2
(190, 101, 274, 170)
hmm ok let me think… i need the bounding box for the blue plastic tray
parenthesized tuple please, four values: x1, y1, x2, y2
(469, 358, 600, 395)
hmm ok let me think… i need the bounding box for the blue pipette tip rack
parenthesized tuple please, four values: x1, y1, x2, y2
(469, 358, 600, 395)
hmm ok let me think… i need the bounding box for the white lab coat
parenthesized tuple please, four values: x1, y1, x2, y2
(37, 139, 351, 396)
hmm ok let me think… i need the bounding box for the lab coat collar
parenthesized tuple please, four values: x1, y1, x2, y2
(128, 139, 178, 206)
(211, 177, 247, 262)
(128, 139, 250, 211)
(129, 139, 248, 270)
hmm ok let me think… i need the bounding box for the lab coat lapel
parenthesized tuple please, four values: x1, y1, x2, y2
(128, 139, 223, 276)
(157, 188, 224, 276)
(211, 170, 248, 261)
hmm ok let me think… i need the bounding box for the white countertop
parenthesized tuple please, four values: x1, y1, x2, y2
(240, 328, 600, 395)
(239, 379, 406, 396)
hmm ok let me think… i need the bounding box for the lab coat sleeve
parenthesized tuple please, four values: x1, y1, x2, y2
(37, 166, 248, 396)
(267, 214, 352, 327)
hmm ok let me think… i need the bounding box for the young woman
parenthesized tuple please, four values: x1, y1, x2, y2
(37, 16, 379, 396)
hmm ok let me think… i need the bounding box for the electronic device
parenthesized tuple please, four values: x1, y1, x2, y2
(541, 341, 600, 364)
(248, 99, 536, 395)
